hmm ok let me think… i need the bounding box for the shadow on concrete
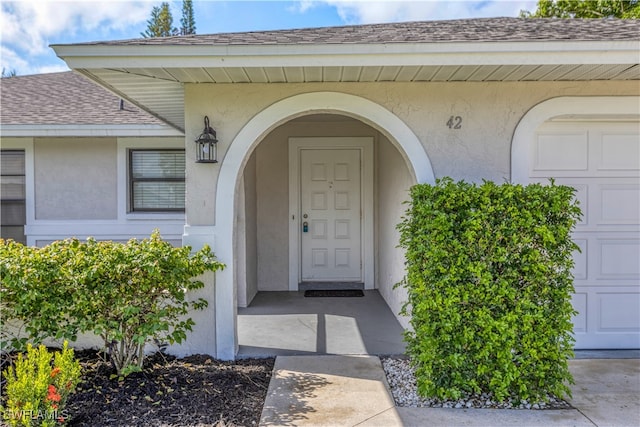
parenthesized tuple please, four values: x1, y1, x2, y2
(259, 355, 401, 426)
(238, 290, 406, 357)
(259, 370, 331, 426)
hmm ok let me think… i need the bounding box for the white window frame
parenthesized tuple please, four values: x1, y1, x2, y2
(117, 137, 186, 221)
(0, 140, 33, 243)
(128, 148, 186, 213)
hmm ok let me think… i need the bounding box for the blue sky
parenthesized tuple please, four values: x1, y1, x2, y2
(1, 0, 537, 76)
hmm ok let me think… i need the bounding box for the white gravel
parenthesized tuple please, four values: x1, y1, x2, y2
(381, 357, 572, 410)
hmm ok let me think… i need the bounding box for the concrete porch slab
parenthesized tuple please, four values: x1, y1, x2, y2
(238, 291, 406, 357)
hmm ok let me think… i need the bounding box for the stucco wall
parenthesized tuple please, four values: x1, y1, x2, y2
(376, 137, 413, 329)
(34, 137, 117, 220)
(184, 80, 638, 227)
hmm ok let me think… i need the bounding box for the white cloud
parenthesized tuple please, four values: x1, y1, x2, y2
(1, 0, 158, 74)
(0, 45, 30, 74)
(297, 0, 538, 24)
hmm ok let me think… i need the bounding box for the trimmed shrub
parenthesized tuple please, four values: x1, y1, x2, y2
(397, 178, 581, 402)
(1, 341, 81, 426)
(0, 230, 224, 377)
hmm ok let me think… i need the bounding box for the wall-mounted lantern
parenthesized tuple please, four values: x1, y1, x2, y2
(195, 116, 218, 163)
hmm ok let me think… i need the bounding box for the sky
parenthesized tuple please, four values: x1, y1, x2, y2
(0, 0, 537, 76)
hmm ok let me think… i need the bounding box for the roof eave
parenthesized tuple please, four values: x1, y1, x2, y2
(52, 40, 640, 70)
(0, 124, 185, 138)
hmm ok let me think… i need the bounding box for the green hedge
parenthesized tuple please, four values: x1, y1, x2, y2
(397, 178, 581, 402)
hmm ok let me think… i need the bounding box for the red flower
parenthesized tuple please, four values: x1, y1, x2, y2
(47, 385, 61, 403)
(50, 367, 61, 378)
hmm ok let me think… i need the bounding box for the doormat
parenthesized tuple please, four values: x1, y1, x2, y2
(304, 289, 365, 297)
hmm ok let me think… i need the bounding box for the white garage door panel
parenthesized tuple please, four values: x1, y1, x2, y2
(599, 293, 640, 331)
(599, 133, 640, 171)
(571, 293, 588, 333)
(531, 123, 640, 178)
(572, 289, 640, 348)
(572, 238, 588, 279)
(572, 233, 639, 282)
(572, 184, 589, 226)
(598, 239, 640, 278)
(535, 132, 588, 171)
(530, 178, 638, 230)
(531, 121, 640, 349)
(600, 185, 640, 224)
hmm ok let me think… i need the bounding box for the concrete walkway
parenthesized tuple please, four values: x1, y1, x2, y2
(259, 356, 640, 427)
(260, 356, 402, 426)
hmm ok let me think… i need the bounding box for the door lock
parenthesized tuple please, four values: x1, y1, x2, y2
(303, 221, 309, 233)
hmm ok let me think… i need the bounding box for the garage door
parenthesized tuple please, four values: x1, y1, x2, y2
(529, 120, 640, 349)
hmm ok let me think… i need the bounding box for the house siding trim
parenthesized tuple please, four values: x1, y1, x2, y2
(1, 124, 184, 138)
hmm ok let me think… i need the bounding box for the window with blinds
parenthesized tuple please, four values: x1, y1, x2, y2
(1, 150, 26, 243)
(129, 149, 185, 212)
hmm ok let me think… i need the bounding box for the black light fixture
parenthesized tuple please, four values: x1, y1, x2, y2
(195, 116, 218, 163)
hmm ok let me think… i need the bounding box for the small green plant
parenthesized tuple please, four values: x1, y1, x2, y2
(398, 178, 581, 403)
(1, 341, 81, 426)
(0, 230, 224, 377)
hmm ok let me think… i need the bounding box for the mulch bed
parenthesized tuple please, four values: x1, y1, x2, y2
(2, 350, 275, 427)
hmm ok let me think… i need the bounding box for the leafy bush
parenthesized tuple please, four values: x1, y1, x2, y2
(397, 178, 581, 402)
(1, 341, 81, 426)
(0, 231, 224, 377)
(0, 242, 73, 351)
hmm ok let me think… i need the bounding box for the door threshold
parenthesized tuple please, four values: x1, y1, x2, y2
(299, 282, 365, 291)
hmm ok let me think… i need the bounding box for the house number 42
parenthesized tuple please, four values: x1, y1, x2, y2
(446, 116, 463, 129)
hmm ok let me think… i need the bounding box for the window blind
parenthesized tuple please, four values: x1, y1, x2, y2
(130, 150, 185, 212)
(0, 150, 26, 243)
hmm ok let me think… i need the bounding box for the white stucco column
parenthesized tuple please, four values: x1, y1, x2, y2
(181, 225, 218, 357)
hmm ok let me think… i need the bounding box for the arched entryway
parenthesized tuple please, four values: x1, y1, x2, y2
(214, 92, 435, 359)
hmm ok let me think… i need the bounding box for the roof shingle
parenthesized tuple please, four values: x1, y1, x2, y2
(66, 18, 640, 47)
(0, 71, 164, 126)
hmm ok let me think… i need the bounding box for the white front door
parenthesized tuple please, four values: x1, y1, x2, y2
(300, 148, 362, 282)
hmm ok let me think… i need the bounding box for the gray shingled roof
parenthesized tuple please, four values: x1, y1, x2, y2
(71, 18, 640, 46)
(0, 71, 165, 125)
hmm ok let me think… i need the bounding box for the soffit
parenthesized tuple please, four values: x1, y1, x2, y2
(53, 17, 639, 131)
(76, 61, 639, 131)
